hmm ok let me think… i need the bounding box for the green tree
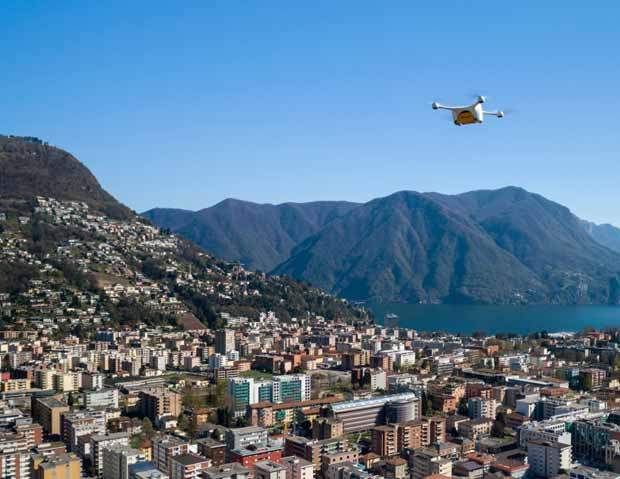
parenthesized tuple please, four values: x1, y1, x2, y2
(613, 354, 620, 372)
(178, 414, 189, 432)
(142, 418, 155, 439)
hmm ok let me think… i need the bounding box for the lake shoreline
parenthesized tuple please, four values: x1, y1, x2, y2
(369, 303, 620, 335)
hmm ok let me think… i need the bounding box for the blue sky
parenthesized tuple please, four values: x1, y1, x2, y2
(2, 1, 620, 223)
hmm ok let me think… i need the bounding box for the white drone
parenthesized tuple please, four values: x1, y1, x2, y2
(432, 96, 504, 126)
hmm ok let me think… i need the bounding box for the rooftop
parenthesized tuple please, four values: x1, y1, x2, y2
(39, 453, 79, 468)
(204, 463, 251, 479)
(37, 397, 68, 408)
(172, 454, 210, 466)
(255, 460, 287, 472)
(331, 392, 417, 412)
(281, 456, 312, 467)
(231, 444, 283, 457)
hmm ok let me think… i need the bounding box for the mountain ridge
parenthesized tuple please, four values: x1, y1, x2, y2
(144, 199, 360, 271)
(146, 187, 620, 305)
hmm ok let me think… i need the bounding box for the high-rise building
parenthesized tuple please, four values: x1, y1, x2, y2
(281, 456, 313, 479)
(572, 418, 620, 467)
(283, 436, 348, 472)
(1, 379, 30, 392)
(255, 461, 287, 479)
(34, 369, 55, 390)
(103, 445, 147, 479)
(91, 433, 131, 477)
(312, 418, 343, 440)
(31, 396, 70, 436)
(32, 453, 81, 479)
(215, 330, 236, 355)
(129, 461, 169, 479)
(0, 433, 30, 479)
(467, 398, 497, 420)
(153, 436, 190, 476)
(371, 425, 398, 457)
(81, 372, 105, 390)
(203, 463, 251, 479)
(225, 427, 268, 451)
(328, 393, 418, 433)
(527, 440, 571, 478)
(209, 354, 228, 371)
(227, 379, 273, 417)
(140, 389, 182, 423)
(227, 376, 311, 416)
(83, 389, 119, 409)
(169, 454, 211, 479)
(61, 410, 106, 453)
(411, 448, 452, 479)
(52, 373, 81, 392)
(519, 421, 571, 449)
(197, 439, 226, 467)
(580, 369, 606, 390)
(228, 379, 256, 417)
(9, 418, 43, 451)
(272, 376, 310, 404)
(320, 450, 360, 478)
(396, 421, 423, 451)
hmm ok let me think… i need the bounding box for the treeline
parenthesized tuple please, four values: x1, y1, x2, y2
(0, 262, 39, 296)
(105, 297, 178, 328)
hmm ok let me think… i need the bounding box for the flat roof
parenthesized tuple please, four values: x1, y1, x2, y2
(231, 444, 283, 456)
(204, 463, 251, 478)
(172, 454, 210, 466)
(255, 460, 287, 472)
(331, 392, 417, 412)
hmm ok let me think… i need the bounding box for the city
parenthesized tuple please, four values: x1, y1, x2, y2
(3, 4, 620, 479)
(4, 301, 620, 479)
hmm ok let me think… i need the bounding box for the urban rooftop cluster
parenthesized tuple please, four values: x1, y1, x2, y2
(3, 198, 620, 479)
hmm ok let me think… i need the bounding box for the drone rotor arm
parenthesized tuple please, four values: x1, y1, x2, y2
(433, 103, 457, 111)
(482, 110, 504, 118)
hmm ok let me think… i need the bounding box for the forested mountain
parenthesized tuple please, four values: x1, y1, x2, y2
(149, 186, 620, 305)
(144, 200, 359, 271)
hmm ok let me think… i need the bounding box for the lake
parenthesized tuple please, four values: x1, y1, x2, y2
(369, 303, 620, 335)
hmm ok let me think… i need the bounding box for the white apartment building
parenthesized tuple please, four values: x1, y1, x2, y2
(528, 440, 571, 478)
(519, 421, 571, 449)
(281, 456, 314, 479)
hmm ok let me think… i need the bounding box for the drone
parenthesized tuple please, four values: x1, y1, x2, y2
(432, 96, 504, 126)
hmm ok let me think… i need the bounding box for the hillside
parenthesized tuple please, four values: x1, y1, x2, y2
(0, 135, 132, 219)
(0, 137, 369, 334)
(273, 191, 546, 304)
(144, 199, 359, 271)
(274, 188, 620, 304)
(427, 187, 620, 303)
